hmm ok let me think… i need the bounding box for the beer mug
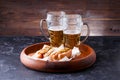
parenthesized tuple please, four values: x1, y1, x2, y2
(40, 11, 66, 47)
(63, 14, 90, 49)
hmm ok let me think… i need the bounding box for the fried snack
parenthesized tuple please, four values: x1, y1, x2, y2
(31, 44, 81, 61)
(32, 52, 43, 58)
(32, 45, 51, 58)
(48, 45, 65, 59)
(39, 45, 51, 54)
(51, 53, 58, 61)
(58, 47, 70, 53)
(50, 48, 71, 61)
(58, 49, 72, 59)
(44, 47, 55, 57)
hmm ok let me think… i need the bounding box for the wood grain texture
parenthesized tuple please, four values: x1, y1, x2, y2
(0, 0, 120, 36)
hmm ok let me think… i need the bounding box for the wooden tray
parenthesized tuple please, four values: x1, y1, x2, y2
(20, 42, 96, 72)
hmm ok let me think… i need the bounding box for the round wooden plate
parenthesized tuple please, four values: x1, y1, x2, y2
(20, 42, 96, 72)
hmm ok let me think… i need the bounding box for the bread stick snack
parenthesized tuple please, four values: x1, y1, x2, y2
(30, 44, 81, 61)
(50, 48, 71, 61)
(44, 47, 56, 57)
(32, 45, 51, 58)
(58, 49, 72, 60)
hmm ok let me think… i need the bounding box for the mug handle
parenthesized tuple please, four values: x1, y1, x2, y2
(81, 23, 90, 43)
(40, 19, 49, 40)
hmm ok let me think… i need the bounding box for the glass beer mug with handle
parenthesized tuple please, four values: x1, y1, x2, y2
(63, 14, 90, 49)
(40, 11, 66, 47)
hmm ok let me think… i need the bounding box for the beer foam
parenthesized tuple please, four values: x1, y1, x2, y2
(64, 30, 80, 34)
(48, 26, 63, 31)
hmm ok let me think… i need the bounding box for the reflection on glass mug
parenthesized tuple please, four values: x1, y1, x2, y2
(40, 11, 66, 47)
(63, 14, 90, 49)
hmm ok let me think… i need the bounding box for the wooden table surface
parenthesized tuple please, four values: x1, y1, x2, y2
(0, 0, 120, 36)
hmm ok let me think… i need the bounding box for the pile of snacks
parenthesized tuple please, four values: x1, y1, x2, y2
(29, 44, 81, 61)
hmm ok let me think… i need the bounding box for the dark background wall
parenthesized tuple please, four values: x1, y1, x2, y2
(0, 0, 120, 36)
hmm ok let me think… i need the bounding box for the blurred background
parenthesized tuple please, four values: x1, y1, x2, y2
(0, 0, 120, 36)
